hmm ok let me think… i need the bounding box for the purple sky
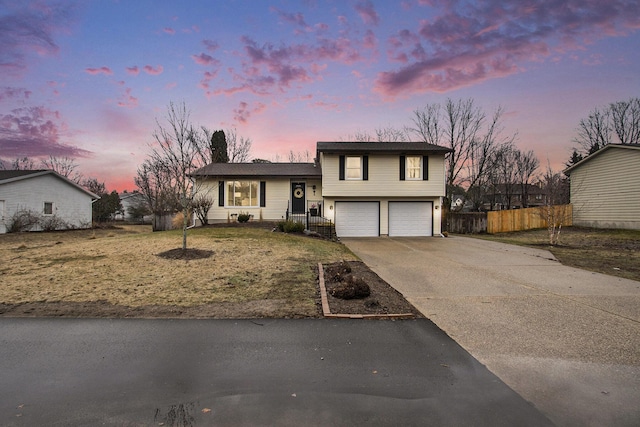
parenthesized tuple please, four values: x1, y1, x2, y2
(1, 0, 639, 191)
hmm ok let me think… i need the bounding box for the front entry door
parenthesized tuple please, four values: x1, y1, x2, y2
(291, 182, 306, 214)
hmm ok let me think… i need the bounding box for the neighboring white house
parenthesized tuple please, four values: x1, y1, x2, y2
(192, 141, 451, 237)
(564, 144, 640, 230)
(0, 170, 99, 233)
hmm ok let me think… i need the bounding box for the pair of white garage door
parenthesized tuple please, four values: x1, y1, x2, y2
(335, 201, 433, 237)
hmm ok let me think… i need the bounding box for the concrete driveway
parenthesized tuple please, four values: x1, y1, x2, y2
(342, 236, 640, 427)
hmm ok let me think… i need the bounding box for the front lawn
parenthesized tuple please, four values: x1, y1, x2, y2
(469, 227, 640, 282)
(0, 225, 357, 317)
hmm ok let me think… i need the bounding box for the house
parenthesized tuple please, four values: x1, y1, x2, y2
(116, 191, 151, 222)
(0, 170, 99, 234)
(482, 183, 547, 211)
(563, 144, 640, 230)
(192, 141, 451, 237)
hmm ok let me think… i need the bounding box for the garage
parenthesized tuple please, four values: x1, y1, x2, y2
(335, 202, 379, 237)
(389, 202, 433, 237)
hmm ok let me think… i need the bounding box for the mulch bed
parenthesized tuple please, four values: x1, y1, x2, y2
(321, 261, 424, 318)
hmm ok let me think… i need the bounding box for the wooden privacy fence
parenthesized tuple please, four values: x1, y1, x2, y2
(448, 212, 488, 234)
(487, 204, 573, 234)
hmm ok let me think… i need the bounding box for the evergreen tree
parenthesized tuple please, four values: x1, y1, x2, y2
(210, 130, 229, 163)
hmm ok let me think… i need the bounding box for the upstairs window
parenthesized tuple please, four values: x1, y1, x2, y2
(406, 156, 422, 180)
(339, 155, 368, 180)
(346, 156, 362, 180)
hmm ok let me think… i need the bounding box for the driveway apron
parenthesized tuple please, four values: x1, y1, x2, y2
(342, 236, 640, 427)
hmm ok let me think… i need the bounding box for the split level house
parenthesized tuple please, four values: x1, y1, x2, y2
(0, 170, 99, 234)
(192, 141, 452, 237)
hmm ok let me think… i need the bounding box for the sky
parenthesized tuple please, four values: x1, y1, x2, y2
(1, 0, 639, 192)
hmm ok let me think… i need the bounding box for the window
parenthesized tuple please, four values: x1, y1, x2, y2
(227, 181, 258, 207)
(43, 202, 54, 215)
(346, 156, 362, 179)
(406, 156, 422, 180)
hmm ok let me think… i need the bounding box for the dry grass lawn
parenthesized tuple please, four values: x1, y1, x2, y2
(470, 227, 640, 282)
(0, 225, 358, 316)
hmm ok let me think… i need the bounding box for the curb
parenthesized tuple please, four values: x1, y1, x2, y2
(318, 263, 415, 320)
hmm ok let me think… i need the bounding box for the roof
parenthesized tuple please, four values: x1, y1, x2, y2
(192, 162, 322, 178)
(564, 144, 640, 175)
(316, 141, 452, 154)
(0, 169, 100, 199)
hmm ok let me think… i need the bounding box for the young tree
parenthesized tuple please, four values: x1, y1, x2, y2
(145, 101, 211, 249)
(135, 157, 179, 229)
(538, 164, 571, 245)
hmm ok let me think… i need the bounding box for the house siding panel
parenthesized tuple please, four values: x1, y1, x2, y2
(201, 178, 323, 222)
(321, 153, 446, 197)
(569, 147, 640, 229)
(0, 174, 93, 232)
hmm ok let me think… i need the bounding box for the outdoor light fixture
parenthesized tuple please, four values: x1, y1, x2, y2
(312, 184, 316, 195)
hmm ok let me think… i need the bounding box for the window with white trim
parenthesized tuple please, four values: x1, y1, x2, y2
(43, 202, 54, 215)
(346, 156, 362, 180)
(227, 181, 258, 207)
(406, 156, 422, 180)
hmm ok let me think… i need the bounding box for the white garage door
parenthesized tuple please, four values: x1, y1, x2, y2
(389, 202, 433, 237)
(335, 202, 379, 237)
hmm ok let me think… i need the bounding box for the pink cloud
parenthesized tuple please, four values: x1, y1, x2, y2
(271, 7, 310, 30)
(163, 27, 176, 35)
(191, 53, 220, 66)
(203, 39, 219, 52)
(0, 2, 76, 74)
(117, 87, 138, 108)
(143, 65, 164, 75)
(85, 66, 113, 75)
(126, 66, 140, 76)
(0, 87, 32, 101)
(0, 106, 90, 159)
(376, 0, 640, 97)
(165, 82, 177, 90)
(355, 1, 380, 26)
(233, 101, 266, 124)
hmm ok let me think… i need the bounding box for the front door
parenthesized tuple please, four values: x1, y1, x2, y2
(291, 182, 306, 214)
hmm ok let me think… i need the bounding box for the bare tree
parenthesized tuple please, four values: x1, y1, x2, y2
(288, 150, 312, 163)
(412, 98, 515, 206)
(226, 128, 252, 163)
(7, 157, 37, 170)
(514, 149, 539, 208)
(41, 156, 83, 183)
(574, 107, 611, 155)
(344, 126, 411, 142)
(573, 97, 640, 156)
(193, 193, 214, 226)
(610, 97, 640, 145)
(538, 163, 571, 245)
(144, 101, 211, 249)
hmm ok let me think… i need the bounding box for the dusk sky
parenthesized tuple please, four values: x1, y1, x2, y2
(1, 0, 639, 191)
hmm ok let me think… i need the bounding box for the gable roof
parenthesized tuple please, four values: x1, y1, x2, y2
(564, 144, 640, 175)
(316, 141, 452, 154)
(0, 170, 100, 199)
(192, 162, 321, 178)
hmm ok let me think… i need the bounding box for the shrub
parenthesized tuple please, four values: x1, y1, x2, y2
(40, 215, 69, 232)
(237, 212, 251, 223)
(7, 209, 40, 233)
(276, 220, 305, 233)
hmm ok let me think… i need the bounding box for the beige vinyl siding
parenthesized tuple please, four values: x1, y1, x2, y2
(198, 178, 322, 222)
(321, 153, 446, 197)
(570, 147, 640, 229)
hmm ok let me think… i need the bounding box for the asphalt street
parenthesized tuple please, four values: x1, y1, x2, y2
(0, 318, 552, 426)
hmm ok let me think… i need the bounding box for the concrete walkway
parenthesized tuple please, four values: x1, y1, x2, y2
(342, 236, 640, 427)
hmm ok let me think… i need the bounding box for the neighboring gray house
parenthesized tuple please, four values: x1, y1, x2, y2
(116, 191, 151, 222)
(564, 144, 640, 230)
(192, 141, 451, 237)
(0, 170, 99, 233)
